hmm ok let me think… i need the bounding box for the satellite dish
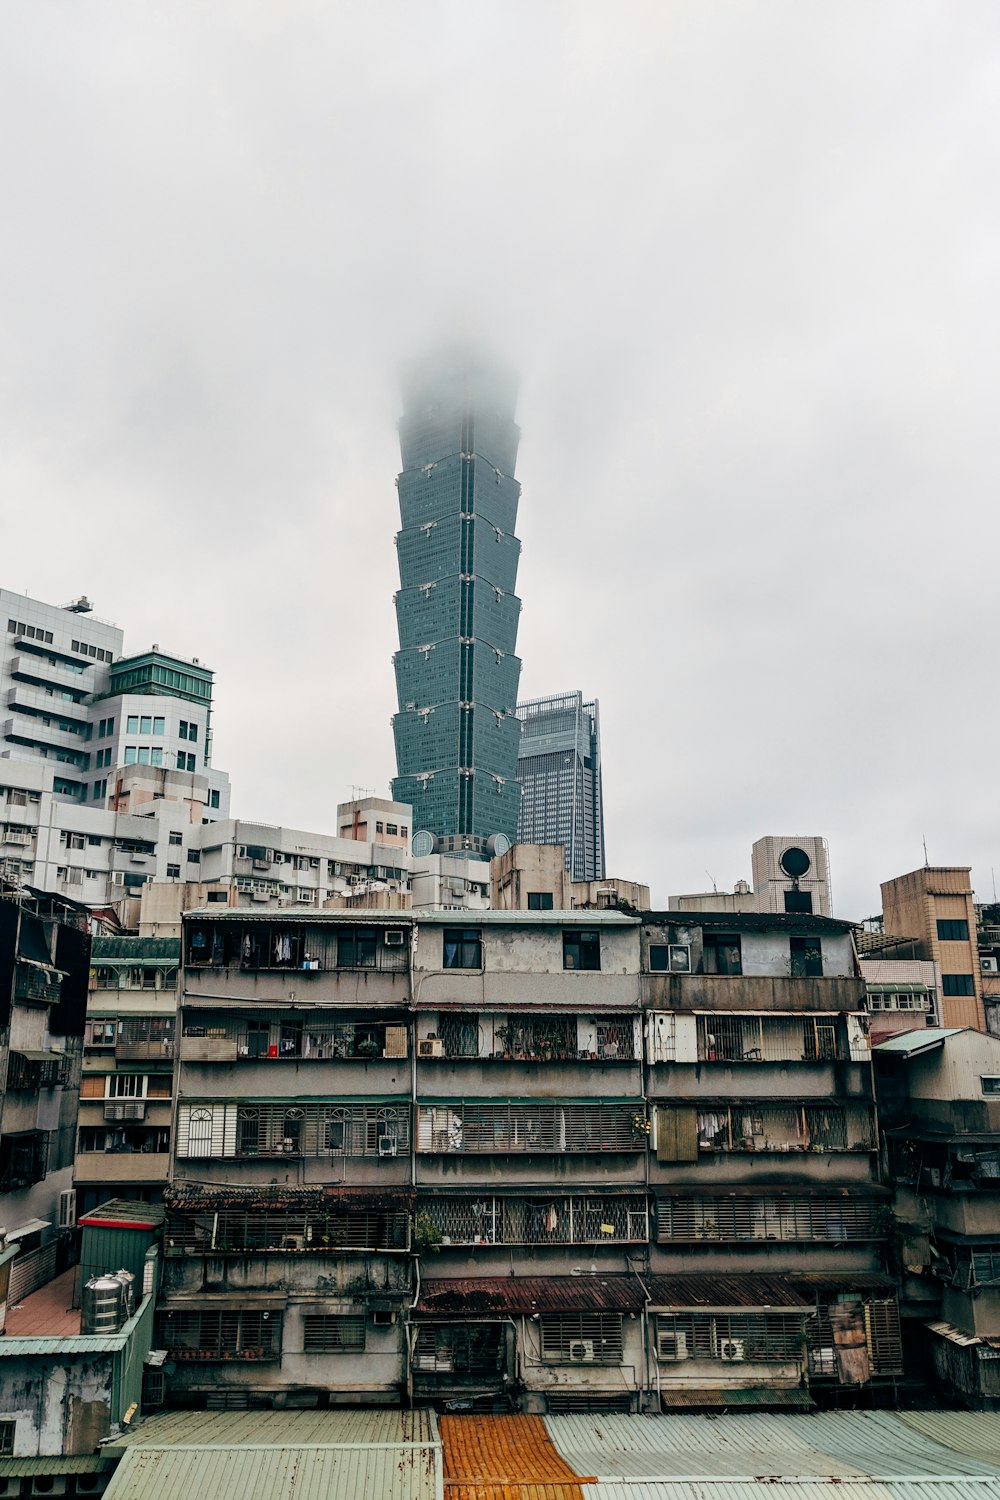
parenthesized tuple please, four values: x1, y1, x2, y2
(779, 846, 811, 879)
(411, 830, 438, 857)
(486, 832, 512, 857)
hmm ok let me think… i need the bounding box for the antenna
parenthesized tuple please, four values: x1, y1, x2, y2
(922, 834, 929, 867)
(704, 869, 718, 894)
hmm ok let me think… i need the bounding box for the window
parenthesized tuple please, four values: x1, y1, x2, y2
(169, 830, 182, 845)
(107, 1074, 146, 1098)
(375, 821, 384, 833)
(153, 717, 165, 735)
(0, 1420, 15, 1457)
(209, 789, 220, 809)
(539, 1313, 623, 1364)
(92, 779, 107, 800)
(303, 1315, 365, 1352)
(177, 751, 195, 771)
(386, 823, 398, 835)
(527, 892, 554, 911)
(400, 826, 408, 837)
(982, 1077, 1000, 1097)
(942, 974, 975, 996)
(937, 919, 970, 941)
(563, 929, 600, 971)
(703, 933, 742, 976)
(127, 716, 139, 733)
(784, 889, 813, 914)
(166, 863, 181, 879)
(187, 850, 201, 865)
(337, 928, 377, 968)
(444, 927, 482, 969)
(124, 746, 137, 765)
(649, 944, 669, 972)
(789, 936, 823, 978)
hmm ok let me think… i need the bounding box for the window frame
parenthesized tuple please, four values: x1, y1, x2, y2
(443, 927, 483, 970)
(563, 929, 601, 972)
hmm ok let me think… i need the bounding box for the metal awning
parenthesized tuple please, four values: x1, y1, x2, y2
(11, 1048, 63, 1063)
(659, 1387, 814, 1409)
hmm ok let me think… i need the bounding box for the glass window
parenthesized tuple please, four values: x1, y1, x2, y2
(790, 936, 823, 978)
(527, 892, 554, 910)
(137, 747, 151, 765)
(703, 934, 742, 976)
(648, 944, 669, 972)
(937, 919, 970, 941)
(942, 974, 975, 996)
(139, 715, 151, 734)
(169, 831, 182, 845)
(443, 928, 482, 969)
(124, 746, 137, 765)
(153, 717, 165, 735)
(166, 864, 181, 879)
(563, 930, 601, 971)
(150, 747, 163, 767)
(126, 716, 139, 733)
(981, 1076, 1000, 1097)
(784, 889, 813, 914)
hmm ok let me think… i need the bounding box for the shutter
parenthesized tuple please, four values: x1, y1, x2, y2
(656, 1105, 698, 1163)
(384, 1025, 408, 1058)
(864, 1298, 903, 1374)
(176, 1104, 191, 1157)
(651, 1013, 674, 1063)
(223, 1104, 238, 1158)
(674, 1015, 698, 1063)
(210, 1105, 227, 1157)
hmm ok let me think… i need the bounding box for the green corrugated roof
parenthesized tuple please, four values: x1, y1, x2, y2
(106, 1408, 438, 1451)
(102, 1443, 439, 1500)
(92, 937, 180, 962)
(873, 1027, 966, 1055)
(0, 1456, 115, 1477)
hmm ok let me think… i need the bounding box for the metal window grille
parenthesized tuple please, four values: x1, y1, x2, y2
(807, 1298, 902, 1377)
(696, 1015, 846, 1063)
(695, 1104, 873, 1152)
(159, 1309, 282, 1361)
(178, 1102, 410, 1158)
(165, 1204, 410, 1255)
(0, 1132, 49, 1191)
(655, 1312, 807, 1362)
(539, 1314, 623, 1364)
(656, 1194, 880, 1242)
(435, 1013, 635, 1061)
(183, 1016, 405, 1061)
(421, 1194, 648, 1246)
(303, 1315, 365, 1352)
(0, 1421, 14, 1457)
(185, 922, 407, 973)
(413, 1324, 504, 1376)
(417, 1102, 642, 1153)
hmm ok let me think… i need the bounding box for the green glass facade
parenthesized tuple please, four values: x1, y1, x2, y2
(391, 351, 523, 850)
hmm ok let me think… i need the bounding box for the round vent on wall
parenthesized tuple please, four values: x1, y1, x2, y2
(411, 830, 438, 857)
(486, 832, 511, 857)
(779, 846, 811, 879)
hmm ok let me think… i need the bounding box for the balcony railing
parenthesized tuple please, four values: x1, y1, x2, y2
(694, 1104, 875, 1153)
(165, 1201, 411, 1255)
(421, 1013, 638, 1062)
(654, 1312, 807, 1364)
(186, 921, 408, 973)
(656, 1194, 885, 1243)
(417, 1101, 647, 1154)
(649, 1011, 869, 1064)
(420, 1194, 649, 1246)
(176, 1101, 410, 1159)
(181, 1018, 407, 1062)
(159, 1310, 282, 1362)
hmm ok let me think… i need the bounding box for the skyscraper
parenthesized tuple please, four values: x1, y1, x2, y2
(516, 691, 605, 881)
(391, 349, 523, 853)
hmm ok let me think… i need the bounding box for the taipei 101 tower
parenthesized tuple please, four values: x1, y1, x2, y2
(390, 349, 523, 856)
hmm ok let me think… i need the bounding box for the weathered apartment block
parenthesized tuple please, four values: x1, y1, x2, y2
(154, 905, 898, 1412)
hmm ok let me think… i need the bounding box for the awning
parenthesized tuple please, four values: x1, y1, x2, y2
(11, 1048, 63, 1064)
(660, 1386, 814, 1409)
(8, 1219, 51, 1240)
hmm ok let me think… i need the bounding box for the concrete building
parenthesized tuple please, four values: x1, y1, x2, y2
(0, 879, 90, 1313)
(390, 349, 524, 855)
(859, 955, 942, 1038)
(671, 837, 833, 917)
(874, 1027, 1000, 1407)
(74, 936, 179, 1216)
(490, 842, 648, 913)
(881, 867, 985, 1031)
(515, 691, 605, 882)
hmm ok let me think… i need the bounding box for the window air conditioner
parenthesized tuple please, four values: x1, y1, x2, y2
(657, 1330, 689, 1362)
(122, 1101, 146, 1121)
(417, 1039, 444, 1058)
(378, 1135, 398, 1157)
(569, 1339, 595, 1362)
(982, 958, 998, 973)
(717, 1337, 745, 1362)
(384, 930, 405, 947)
(58, 1188, 77, 1230)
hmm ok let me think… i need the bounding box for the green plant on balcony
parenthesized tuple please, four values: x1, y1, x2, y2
(414, 1211, 443, 1254)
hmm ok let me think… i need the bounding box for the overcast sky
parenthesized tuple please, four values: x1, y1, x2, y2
(2, 2, 998, 919)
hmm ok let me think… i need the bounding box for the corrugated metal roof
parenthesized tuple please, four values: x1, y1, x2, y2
(788, 1272, 897, 1292)
(645, 1275, 809, 1311)
(184, 908, 414, 924)
(416, 910, 638, 925)
(102, 1443, 439, 1500)
(0, 1457, 115, 1477)
(897, 1413, 1000, 1465)
(583, 1485, 1000, 1500)
(108, 1408, 437, 1451)
(658, 1388, 813, 1409)
(0, 1333, 126, 1357)
(418, 1276, 646, 1316)
(644, 912, 857, 934)
(92, 936, 180, 961)
(873, 1028, 965, 1054)
(79, 1198, 166, 1227)
(441, 1414, 590, 1483)
(543, 1413, 1000, 1482)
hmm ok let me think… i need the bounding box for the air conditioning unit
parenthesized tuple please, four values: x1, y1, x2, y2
(104, 1102, 126, 1121)
(718, 1337, 745, 1362)
(569, 1339, 595, 1362)
(657, 1330, 689, 1362)
(122, 1100, 146, 1121)
(384, 930, 405, 947)
(983, 958, 998, 973)
(378, 1135, 398, 1157)
(417, 1038, 444, 1058)
(58, 1188, 76, 1230)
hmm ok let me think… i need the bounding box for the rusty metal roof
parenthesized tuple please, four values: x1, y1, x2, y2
(789, 1271, 896, 1293)
(644, 1274, 810, 1310)
(417, 1275, 646, 1317)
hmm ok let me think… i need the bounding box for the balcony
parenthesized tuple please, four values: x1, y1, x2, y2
(159, 1309, 282, 1362)
(419, 1193, 648, 1247)
(416, 1100, 647, 1154)
(164, 1191, 412, 1255)
(6, 685, 88, 723)
(9, 652, 93, 692)
(418, 1012, 638, 1063)
(642, 973, 867, 1013)
(181, 1018, 407, 1063)
(653, 1102, 876, 1157)
(1, 716, 88, 759)
(648, 1012, 869, 1065)
(656, 1192, 886, 1243)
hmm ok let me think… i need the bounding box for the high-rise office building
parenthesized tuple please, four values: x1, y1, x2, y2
(516, 691, 605, 882)
(391, 349, 523, 854)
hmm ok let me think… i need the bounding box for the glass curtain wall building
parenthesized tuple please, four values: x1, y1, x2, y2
(516, 691, 606, 881)
(391, 350, 523, 853)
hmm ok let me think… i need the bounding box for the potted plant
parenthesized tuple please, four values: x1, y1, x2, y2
(414, 1211, 444, 1254)
(356, 1035, 380, 1060)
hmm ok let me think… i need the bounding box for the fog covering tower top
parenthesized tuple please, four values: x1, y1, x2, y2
(391, 348, 523, 854)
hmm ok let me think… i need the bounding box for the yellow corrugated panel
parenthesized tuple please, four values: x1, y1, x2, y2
(441, 1415, 592, 1487)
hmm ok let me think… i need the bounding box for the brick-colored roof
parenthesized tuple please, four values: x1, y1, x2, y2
(418, 1276, 645, 1317)
(441, 1414, 590, 1500)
